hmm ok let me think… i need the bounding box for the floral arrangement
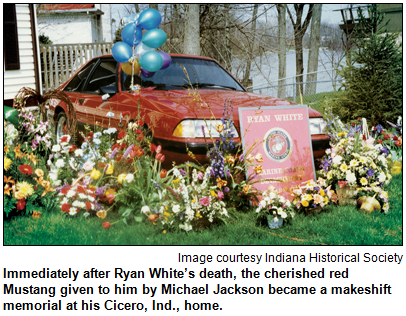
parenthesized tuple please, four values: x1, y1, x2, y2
(291, 178, 336, 214)
(4, 126, 56, 218)
(256, 186, 296, 228)
(371, 117, 402, 162)
(141, 164, 229, 231)
(320, 115, 391, 191)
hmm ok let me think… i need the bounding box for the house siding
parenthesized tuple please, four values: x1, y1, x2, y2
(4, 4, 40, 102)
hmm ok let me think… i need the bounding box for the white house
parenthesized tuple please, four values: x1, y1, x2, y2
(37, 4, 113, 44)
(4, 4, 41, 107)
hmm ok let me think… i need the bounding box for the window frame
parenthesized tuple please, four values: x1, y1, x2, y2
(4, 4, 21, 70)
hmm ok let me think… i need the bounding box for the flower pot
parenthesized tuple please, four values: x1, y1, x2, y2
(267, 217, 284, 229)
(336, 187, 358, 206)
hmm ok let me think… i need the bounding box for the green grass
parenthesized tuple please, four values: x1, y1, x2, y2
(4, 173, 402, 246)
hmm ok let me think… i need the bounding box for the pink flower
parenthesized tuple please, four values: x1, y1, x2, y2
(338, 181, 348, 189)
(197, 172, 204, 180)
(199, 196, 210, 206)
(217, 191, 224, 200)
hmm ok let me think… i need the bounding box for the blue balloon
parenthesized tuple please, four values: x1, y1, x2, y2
(142, 29, 167, 49)
(121, 23, 143, 47)
(139, 51, 163, 72)
(137, 8, 162, 30)
(112, 42, 133, 63)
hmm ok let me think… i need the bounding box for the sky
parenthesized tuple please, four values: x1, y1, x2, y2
(110, 4, 352, 30)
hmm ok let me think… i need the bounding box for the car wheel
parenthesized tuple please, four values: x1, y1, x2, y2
(55, 112, 69, 142)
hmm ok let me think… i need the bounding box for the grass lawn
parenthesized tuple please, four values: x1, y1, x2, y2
(287, 91, 344, 114)
(3, 173, 402, 246)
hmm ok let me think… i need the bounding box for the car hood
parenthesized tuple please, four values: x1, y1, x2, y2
(138, 88, 323, 126)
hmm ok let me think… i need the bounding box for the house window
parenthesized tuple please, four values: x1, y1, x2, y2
(4, 4, 20, 70)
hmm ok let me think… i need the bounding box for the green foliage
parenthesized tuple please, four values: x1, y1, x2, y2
(39, 34, 53, 45)
(329, 5, 402, 126)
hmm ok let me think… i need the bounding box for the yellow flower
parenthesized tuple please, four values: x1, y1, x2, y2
(14, 144, 23, 159)
(35, 169, 44, 177)
(340, 163, 348, 172)
(254, 165, 263, 175)
(226, 156, 235, 164)
(304, 194, 312, 201)
(4, 157, 13, 171)
(210, 191, 218, 197)
(105, 188, 116, 196)
(242, 184, 251, 194)
(90, 169, 101, 180)
(96, 210, 107, 219)
(164, 211, 170, 217)
(215, 124, 224, 133)
(370, 162, 377, 169)
(196, 212, 202, 218)
(320, 189, 325, 197)
(163, 230, 167, 234)
(15, 181, 34, 198)
(117, 173, 127, 184)
(360, 177, 368, 186)
(4, 146, 9, 153)
(32, 210, 42, 218)
(301, 200, 309, 207)
(105, 164, 114, 175)
(4, 184, 13, 196)
(216, 177, 227, 188)
(359, 156, 367, 164)
(323, 197, 329, 204)
(327, 171, 333, 180)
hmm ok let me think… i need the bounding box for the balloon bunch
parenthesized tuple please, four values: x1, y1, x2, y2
(112, 8, 171, 79)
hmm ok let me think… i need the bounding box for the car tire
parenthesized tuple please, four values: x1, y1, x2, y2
(55, 112, 69, 142)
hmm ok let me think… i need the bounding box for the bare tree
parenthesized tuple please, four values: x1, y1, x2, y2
(305, 4, 322, 95)
(287, 4, 314, 98)
(149, 4, 158, 11)
(241, 4, 258, 87)
(276, 4, 287, 99)
(183, 4, 200, 55)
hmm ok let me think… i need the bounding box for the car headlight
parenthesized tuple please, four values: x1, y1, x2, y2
(309, 118, 327, 135)
(173, 120, 239, 138)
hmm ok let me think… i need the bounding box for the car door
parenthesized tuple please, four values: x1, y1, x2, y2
(79, 58, 121, 130)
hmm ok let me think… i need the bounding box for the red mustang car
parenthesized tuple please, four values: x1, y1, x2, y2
(49, 54, 329, 166)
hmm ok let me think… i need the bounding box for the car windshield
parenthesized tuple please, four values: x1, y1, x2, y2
(121, 57, 245, 92)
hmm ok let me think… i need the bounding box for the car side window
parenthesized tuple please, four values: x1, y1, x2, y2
(64, 60, 97, 92)
(84, 60, 118, 94)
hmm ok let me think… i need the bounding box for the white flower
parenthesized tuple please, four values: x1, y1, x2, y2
(69, 208, 77, 216)
(103, 128, 117, 135)
(280, 211, 287, 219)
(93, 138, 101, 145)
(106, 112, 114, 118)
(78, 193, 87, 199)
(141, 205, 150, 214)
(66, 190, 76, 198)
(55, 159, 65, 168)
(93, 132, 102, 138)
(378, 173, 386, 183)
(49, 172, 58, 181)
(74, 149, 84, 157)
(52, 144, 61, 152)
(83, 212, 90, 218)
(172, 205, 181, 213)
(83, 160, 95, 171)
(125, 174, 134, 183)
(53, 180, 61, 186)
(332, 155, 343, 165)
(346, 171, 357, 183)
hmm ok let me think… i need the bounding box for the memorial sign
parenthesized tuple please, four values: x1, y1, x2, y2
(239, 105, 316, 199)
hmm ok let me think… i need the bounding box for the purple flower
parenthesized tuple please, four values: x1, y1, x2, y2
(386, 121, 397, 129)
(226, 169, 231, 178)
(95, 186, 105, 196)
(239, 154, 244, 162)
(123, 145, 133, 158)
(224, 187, 230, 193)
(375, 124, 384, 133)
(179, 169, 187, 176)
(110, 147, 118, 159)
(367, 169, 375, 178)
(201, 125, 205, 137)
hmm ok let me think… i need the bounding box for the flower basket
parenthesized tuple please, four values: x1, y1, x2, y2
(336, 186, 358, 205)
(305, 205, 323, 215)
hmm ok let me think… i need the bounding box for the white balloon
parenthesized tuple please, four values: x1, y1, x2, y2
(134, 42, 155, 58)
